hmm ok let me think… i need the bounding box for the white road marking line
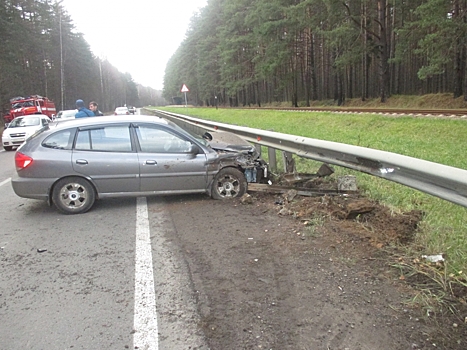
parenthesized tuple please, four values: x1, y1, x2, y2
(134, 197, 159, 350)
(0, 178, 11, 187)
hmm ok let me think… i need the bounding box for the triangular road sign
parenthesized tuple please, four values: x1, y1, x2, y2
(181, 84, 189, 92)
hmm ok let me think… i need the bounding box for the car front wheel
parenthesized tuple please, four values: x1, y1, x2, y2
(52, 177, 96, 214)
(211, 167, 247, 200)
(3, 146, 13, 151)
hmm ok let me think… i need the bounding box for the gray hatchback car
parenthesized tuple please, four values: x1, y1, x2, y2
(12, 115, 268, 214)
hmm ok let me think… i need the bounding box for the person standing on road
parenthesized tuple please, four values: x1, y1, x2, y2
(89, 101, 104, 116)
(75, 99, 95, 118)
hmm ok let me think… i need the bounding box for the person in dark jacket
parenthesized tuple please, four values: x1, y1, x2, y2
(75, 99, 95, 118)
(89, 101, 103, 116)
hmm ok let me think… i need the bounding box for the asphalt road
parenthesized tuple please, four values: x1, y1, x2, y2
(0, 148, 208, 349)
(2, 145, 465, 350)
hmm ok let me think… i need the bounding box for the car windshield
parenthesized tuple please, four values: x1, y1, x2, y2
(169, 122, 210, 147)
(11, 101, 34, 108)
(57, 110, 75, 118)
(9, 116, 41, 128)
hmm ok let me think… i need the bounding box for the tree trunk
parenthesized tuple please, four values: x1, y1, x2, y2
(378, 0, 390, 103)
(453, 0, 465, 98)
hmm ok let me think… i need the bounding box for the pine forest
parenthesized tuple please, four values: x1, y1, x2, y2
(163, 0, 467, 107)
(2, 1, 467, 111)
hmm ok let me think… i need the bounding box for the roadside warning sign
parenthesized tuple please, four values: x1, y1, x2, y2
(181, 84, 189, 92)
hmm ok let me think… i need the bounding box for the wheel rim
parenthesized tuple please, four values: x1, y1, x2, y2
(58, 182, 88, 210)
(216, 174, 240, 198)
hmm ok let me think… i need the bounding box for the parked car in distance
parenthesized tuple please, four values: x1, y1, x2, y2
(54, 109, 77, 120)
(11, 115, 268, 214)
(2, 114, 51, 151)
(128, 106, 136, 114)
(114, 106, 129, 115)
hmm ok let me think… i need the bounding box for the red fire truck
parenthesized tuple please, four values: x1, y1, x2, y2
(3, 95, 57, 124)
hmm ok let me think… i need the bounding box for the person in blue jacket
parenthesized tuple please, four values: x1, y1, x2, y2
(75, 99, 95, 118)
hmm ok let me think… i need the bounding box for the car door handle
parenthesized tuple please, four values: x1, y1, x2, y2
(144, 160, 157, 165)
(76, 159, 88, 165)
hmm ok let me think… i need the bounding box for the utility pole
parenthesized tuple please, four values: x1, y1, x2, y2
(56, 0, 65, 111)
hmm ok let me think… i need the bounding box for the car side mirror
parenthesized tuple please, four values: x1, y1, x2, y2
(189, 144, 201, 154)
(202, 132, 213, 141)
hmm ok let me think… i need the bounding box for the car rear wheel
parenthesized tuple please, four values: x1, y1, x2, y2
(3, 146, 13, 151)
(52, 177, 96, 214)
(211, 168, 247, 200)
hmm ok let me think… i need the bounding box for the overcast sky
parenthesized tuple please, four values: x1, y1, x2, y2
(61, 0, 208, 90)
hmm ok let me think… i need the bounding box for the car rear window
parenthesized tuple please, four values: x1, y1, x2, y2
(42, 129, 74, 150)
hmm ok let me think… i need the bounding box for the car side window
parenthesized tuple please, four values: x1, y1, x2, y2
(42, 130, 73, 150)
(75, 125, 132, 152)
(136, 126, 192, 153)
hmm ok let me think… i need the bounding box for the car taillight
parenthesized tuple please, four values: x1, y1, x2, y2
(15, 152, 33, 170)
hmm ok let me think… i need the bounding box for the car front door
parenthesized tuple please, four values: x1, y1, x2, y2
(72, 124, 140, 194)
(134, 124, 208, 193)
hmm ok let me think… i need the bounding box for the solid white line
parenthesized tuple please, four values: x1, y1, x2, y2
(0, 178, 11, 187)
(134, 197, 159, 350)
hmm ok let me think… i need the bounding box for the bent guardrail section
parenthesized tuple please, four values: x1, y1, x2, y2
(149, 109, 467, 208)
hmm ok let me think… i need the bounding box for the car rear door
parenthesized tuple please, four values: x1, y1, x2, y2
(72, 123, 140, 194)
(134, 124, 208, 193)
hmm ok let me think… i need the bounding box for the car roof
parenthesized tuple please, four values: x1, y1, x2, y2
(50, 114, 170, 130)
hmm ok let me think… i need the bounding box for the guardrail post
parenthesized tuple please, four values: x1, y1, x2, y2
(268, 147, 277, 173)
(282, 151, 296, 173)
(254, 144, 262, 156)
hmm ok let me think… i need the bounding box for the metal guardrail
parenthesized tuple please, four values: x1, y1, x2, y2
(149, 109, 467, 208)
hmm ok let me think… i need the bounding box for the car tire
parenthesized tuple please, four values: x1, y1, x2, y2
(211, 167, 247, 200)
(3, 146, 13, 151)
(52, 177, 96, 214)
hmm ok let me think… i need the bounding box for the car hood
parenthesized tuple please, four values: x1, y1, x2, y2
(4, 125, 43, 135)
(206, 131, 257, 155)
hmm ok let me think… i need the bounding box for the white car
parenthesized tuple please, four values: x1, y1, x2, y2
(114, 107, 129, 115)
(2, 114, 51, 151)
(55, 109, 77, 120)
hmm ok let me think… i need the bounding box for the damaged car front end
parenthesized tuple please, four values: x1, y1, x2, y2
(202, 130, 269, 199)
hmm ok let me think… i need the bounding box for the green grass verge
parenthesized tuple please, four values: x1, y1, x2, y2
(156, 107, 467, 275)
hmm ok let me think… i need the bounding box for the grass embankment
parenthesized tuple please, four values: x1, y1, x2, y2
(157, 106, 467, 281)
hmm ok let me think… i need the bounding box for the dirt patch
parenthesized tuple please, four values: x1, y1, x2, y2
(164, 189, 467, 349)
(283, 195, 423, 247)
(250, 190, 467, 348)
